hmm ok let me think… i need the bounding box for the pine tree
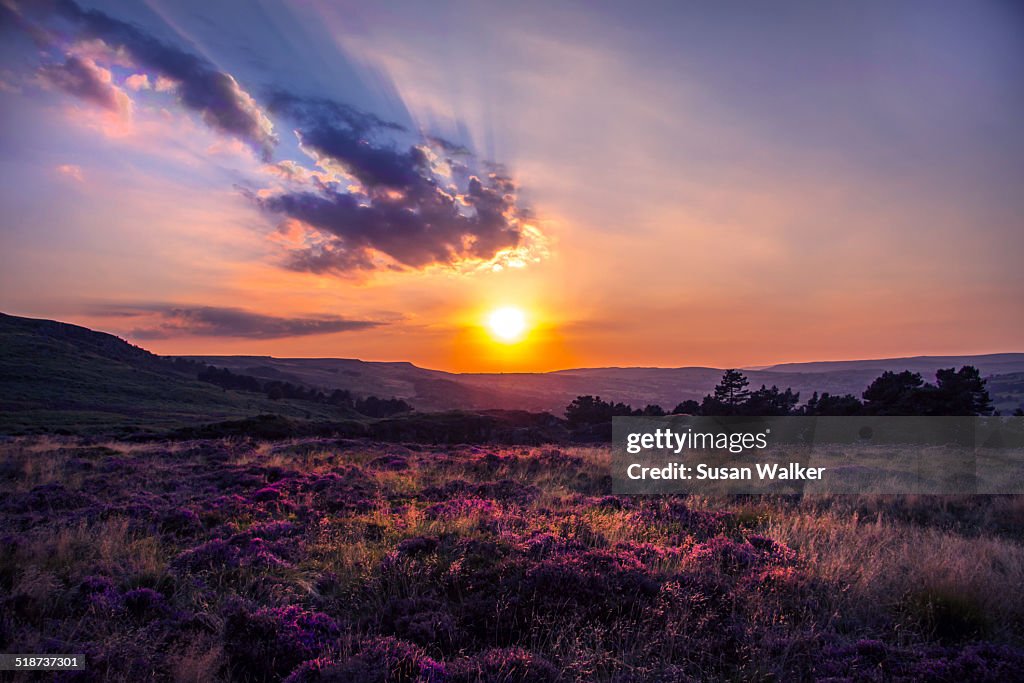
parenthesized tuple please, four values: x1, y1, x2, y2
(713, 369, 751, 412)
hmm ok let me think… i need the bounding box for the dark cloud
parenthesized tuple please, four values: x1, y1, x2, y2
(269, 92, 405, 137)
(426, 135, 471, 155)
(257, 94, 528, 273)
(5, 3, 540, 276)
(52, 0, 276, 159)
(260, 180, 521, 271)
(38, 55, 127, 114)
(270, 92, 426, 191)
(99, 304, 382, 339)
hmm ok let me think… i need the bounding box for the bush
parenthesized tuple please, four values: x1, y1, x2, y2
(223, 603, 342, 682)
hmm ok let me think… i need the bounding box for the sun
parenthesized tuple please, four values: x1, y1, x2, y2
(487, 306, 528, 343)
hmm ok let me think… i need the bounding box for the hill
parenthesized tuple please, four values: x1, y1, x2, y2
(3, 312, 1022, 435)
(194, 355, 1024, 415)
(758, 353, 1024, 376)
(0, 313, 358, 434)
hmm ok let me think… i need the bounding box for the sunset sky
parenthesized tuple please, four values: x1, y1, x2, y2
(1, 0, 1022, 372)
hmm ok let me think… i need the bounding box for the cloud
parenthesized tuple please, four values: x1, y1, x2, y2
(38, 54, 132, 118)
(5, 3, 547, 278)
(255, 94, 533, 273)
(97, 304, 383, 339)
(0, 1, 51, 48)
(56, 163, 84, 181)
(51, 0, 276, 159)
(124, 73, 149, 91)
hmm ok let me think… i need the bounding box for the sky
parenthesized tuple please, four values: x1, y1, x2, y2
(0, 0, 1022, 372)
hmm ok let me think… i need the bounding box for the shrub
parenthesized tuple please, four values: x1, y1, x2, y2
(223, 603, 342, 682)
(380, 597, 462, 653)
(285, 636, 444, 683)
(122, 587, 171, 622)
(368, 456, 411, 471)
(448, 647, 559, 683)
(516, 549, 660, 621)
(905, 585, 990, 642)
(171, 536, 292, 574)
(159, 508, 203, 536)
(687, 537, 760, 574)
(396, 536, 439, 558)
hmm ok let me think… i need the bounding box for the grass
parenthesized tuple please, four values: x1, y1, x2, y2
(0, 437, 1022, 681)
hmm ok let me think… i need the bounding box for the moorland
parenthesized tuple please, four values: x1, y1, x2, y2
(2, 437, 1023, 682)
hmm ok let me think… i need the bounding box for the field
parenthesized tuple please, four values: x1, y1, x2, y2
(2, 437, 1024, 682)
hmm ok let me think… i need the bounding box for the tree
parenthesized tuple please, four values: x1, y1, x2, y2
(701, 369, 751, 415)
(197, 366, 262, 392)
(564, 395, 635, 427)
(802, 391, 863, 416)
(355, 396, 413, 417)
(743, 384, 800, 416)
(565, 395, 602, 427)
(671, 400, 701, 415)
(931, 366, 993, 416)
(641, 404, 666, 416)
(862, 370, 926, 415)
(715, 369, 750, 407)
(862, 366, 993, 416)
(328, 389, 354, 408)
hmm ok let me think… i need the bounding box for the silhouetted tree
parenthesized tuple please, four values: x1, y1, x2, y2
(355, 396, 413, 417)
(328, 389, 354, 408)
(931, 366, 993, 416)
(564, 395, 635, 427)
(862, 366, 993, 416)
(715, 369, 750, 406)
(862, 370, 926, 415)
(700, 369, 751, 415)
(743, 384, 800, 416)
(197, 366, 262, 392)
(671, 400, 701, 415)
(641, 404, 666, 416)
(802, 391, 864, 416)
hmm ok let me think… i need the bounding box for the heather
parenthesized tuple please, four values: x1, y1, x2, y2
(1, 438, 1023, 681)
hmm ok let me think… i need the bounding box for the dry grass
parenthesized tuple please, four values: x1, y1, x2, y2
(766, 507, 1024, 639)
(1, 436, 1022, 681)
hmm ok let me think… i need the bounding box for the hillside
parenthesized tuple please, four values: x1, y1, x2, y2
(0, 313, 357, 434)
(195, 355, 1024, 415)
(759, 353, 1024, 376)
(3, 312, 1022, 435)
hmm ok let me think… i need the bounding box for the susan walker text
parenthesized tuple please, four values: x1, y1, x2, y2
(626, 462, 826, 480)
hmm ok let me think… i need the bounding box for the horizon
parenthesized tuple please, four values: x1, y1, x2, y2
(6, 309, 1024, 377)
(2, 1, 1022, 373)
(179, 349, 1024, 375)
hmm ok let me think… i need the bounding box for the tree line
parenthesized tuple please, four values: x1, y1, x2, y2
(565, 366, 1004, 427)
(176, 362, 412, 418)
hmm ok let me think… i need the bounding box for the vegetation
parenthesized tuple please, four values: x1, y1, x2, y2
(1, 437, 1021, 682)
(0, 314, 350, 435)
(2, 314, 1022, 681)
(0, 313, 412, 435)
(565, 366, 997, 426)
(195, 365, 413, 417)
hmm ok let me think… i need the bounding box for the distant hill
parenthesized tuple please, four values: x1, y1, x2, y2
(3, 312, 1022, 435)
(0, 313, 358, 434)
(759, 353, 1024, 376)
(193, 354, 1024, 415)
